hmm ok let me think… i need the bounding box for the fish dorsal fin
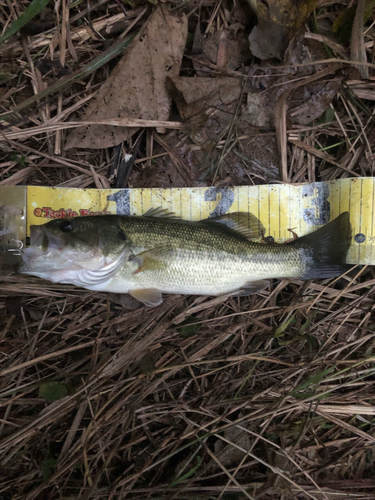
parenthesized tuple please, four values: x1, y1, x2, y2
(129, 288, 163, 307)
(203, 212, 265, 240)
(143, 207, 180, 219)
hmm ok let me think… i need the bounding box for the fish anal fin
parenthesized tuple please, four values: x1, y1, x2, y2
(204, 212, 265, 240)
(129, 288, 163, 307)
(231, 279, 270, 297)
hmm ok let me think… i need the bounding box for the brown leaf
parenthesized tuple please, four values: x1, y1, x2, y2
(249, 22, 289, 60)
(65, 7, 187, 150)
(213, 422, 252, 468)
(167, 76, 241, 120)
(248, 0, 318, 60)
(244, 33, 340, 129)
(244, 91, 274, 127)
(289, 78, 342, 126)
(202, 28, 251, 70)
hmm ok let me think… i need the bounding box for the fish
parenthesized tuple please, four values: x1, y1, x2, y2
(20, 209, 352, 307)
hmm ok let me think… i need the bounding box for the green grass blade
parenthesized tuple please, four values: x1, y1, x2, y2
(291, 366, 336, 395)
(169, 456, 202, 487)
(0, 0, 50, 46)
(273, 313, 296, 338)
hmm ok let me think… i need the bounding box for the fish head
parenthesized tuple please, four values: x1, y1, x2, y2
(20, 216, 132, 286)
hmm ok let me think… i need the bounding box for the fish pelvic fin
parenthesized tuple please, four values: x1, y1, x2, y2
(289, 212, 352, 279)
(129, 288, 163, 307)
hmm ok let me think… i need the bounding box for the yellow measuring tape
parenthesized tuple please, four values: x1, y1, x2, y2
(22, 177, 373, 265)
(1, 177, 373, 265)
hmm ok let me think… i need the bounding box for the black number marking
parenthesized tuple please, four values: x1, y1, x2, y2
(302, 183, 330, 226)
(204, 187, 235, 218)
(107, 190, 130, 215)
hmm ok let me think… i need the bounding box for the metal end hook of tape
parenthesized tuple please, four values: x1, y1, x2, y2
(6, 239, 24, 256)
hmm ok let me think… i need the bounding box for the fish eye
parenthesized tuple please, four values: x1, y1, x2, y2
(60, 220, 73, 233)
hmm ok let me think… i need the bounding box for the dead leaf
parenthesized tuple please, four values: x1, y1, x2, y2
(167, 76, 242, 120)
(248, 0, 318, 60)
(5, 297, 43, 320)
(202, 28, 251, 70)
(284, 29, 328, 75)
(248, 0, 317, 28)
(244, 91, 274, 127)
(167, 75, 242, 167)
(244, 39, 340, 129)
(5, 297, 23, 317)
(304, 33, 347, 60)
(289, 78, 342, 126)
(213, 423, 252, 468)
(66, 8, 187, 150)
(249, 22, 290, 60)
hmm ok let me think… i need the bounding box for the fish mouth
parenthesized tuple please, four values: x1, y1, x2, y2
(20, 225, 68, 273)
(30, 225, 63, 251)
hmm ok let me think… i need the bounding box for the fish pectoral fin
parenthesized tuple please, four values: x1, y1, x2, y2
(231, 279, 270, 297)
(203, 212, 265, 240)
(130, 245, 174, 272)
(129, 288, 163, 307)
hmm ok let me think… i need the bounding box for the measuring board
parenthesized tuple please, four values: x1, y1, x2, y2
(0, 177, 374, 265)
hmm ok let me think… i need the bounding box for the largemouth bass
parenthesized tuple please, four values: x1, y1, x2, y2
(20, 209, 351, 306)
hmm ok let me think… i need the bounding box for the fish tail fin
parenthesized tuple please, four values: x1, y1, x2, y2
(289, 212, 352, 279)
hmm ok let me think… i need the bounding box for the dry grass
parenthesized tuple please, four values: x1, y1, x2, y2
(1, 1, 375, 499)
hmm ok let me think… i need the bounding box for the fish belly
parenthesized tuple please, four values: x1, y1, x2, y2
(109, 247, 303, 296)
